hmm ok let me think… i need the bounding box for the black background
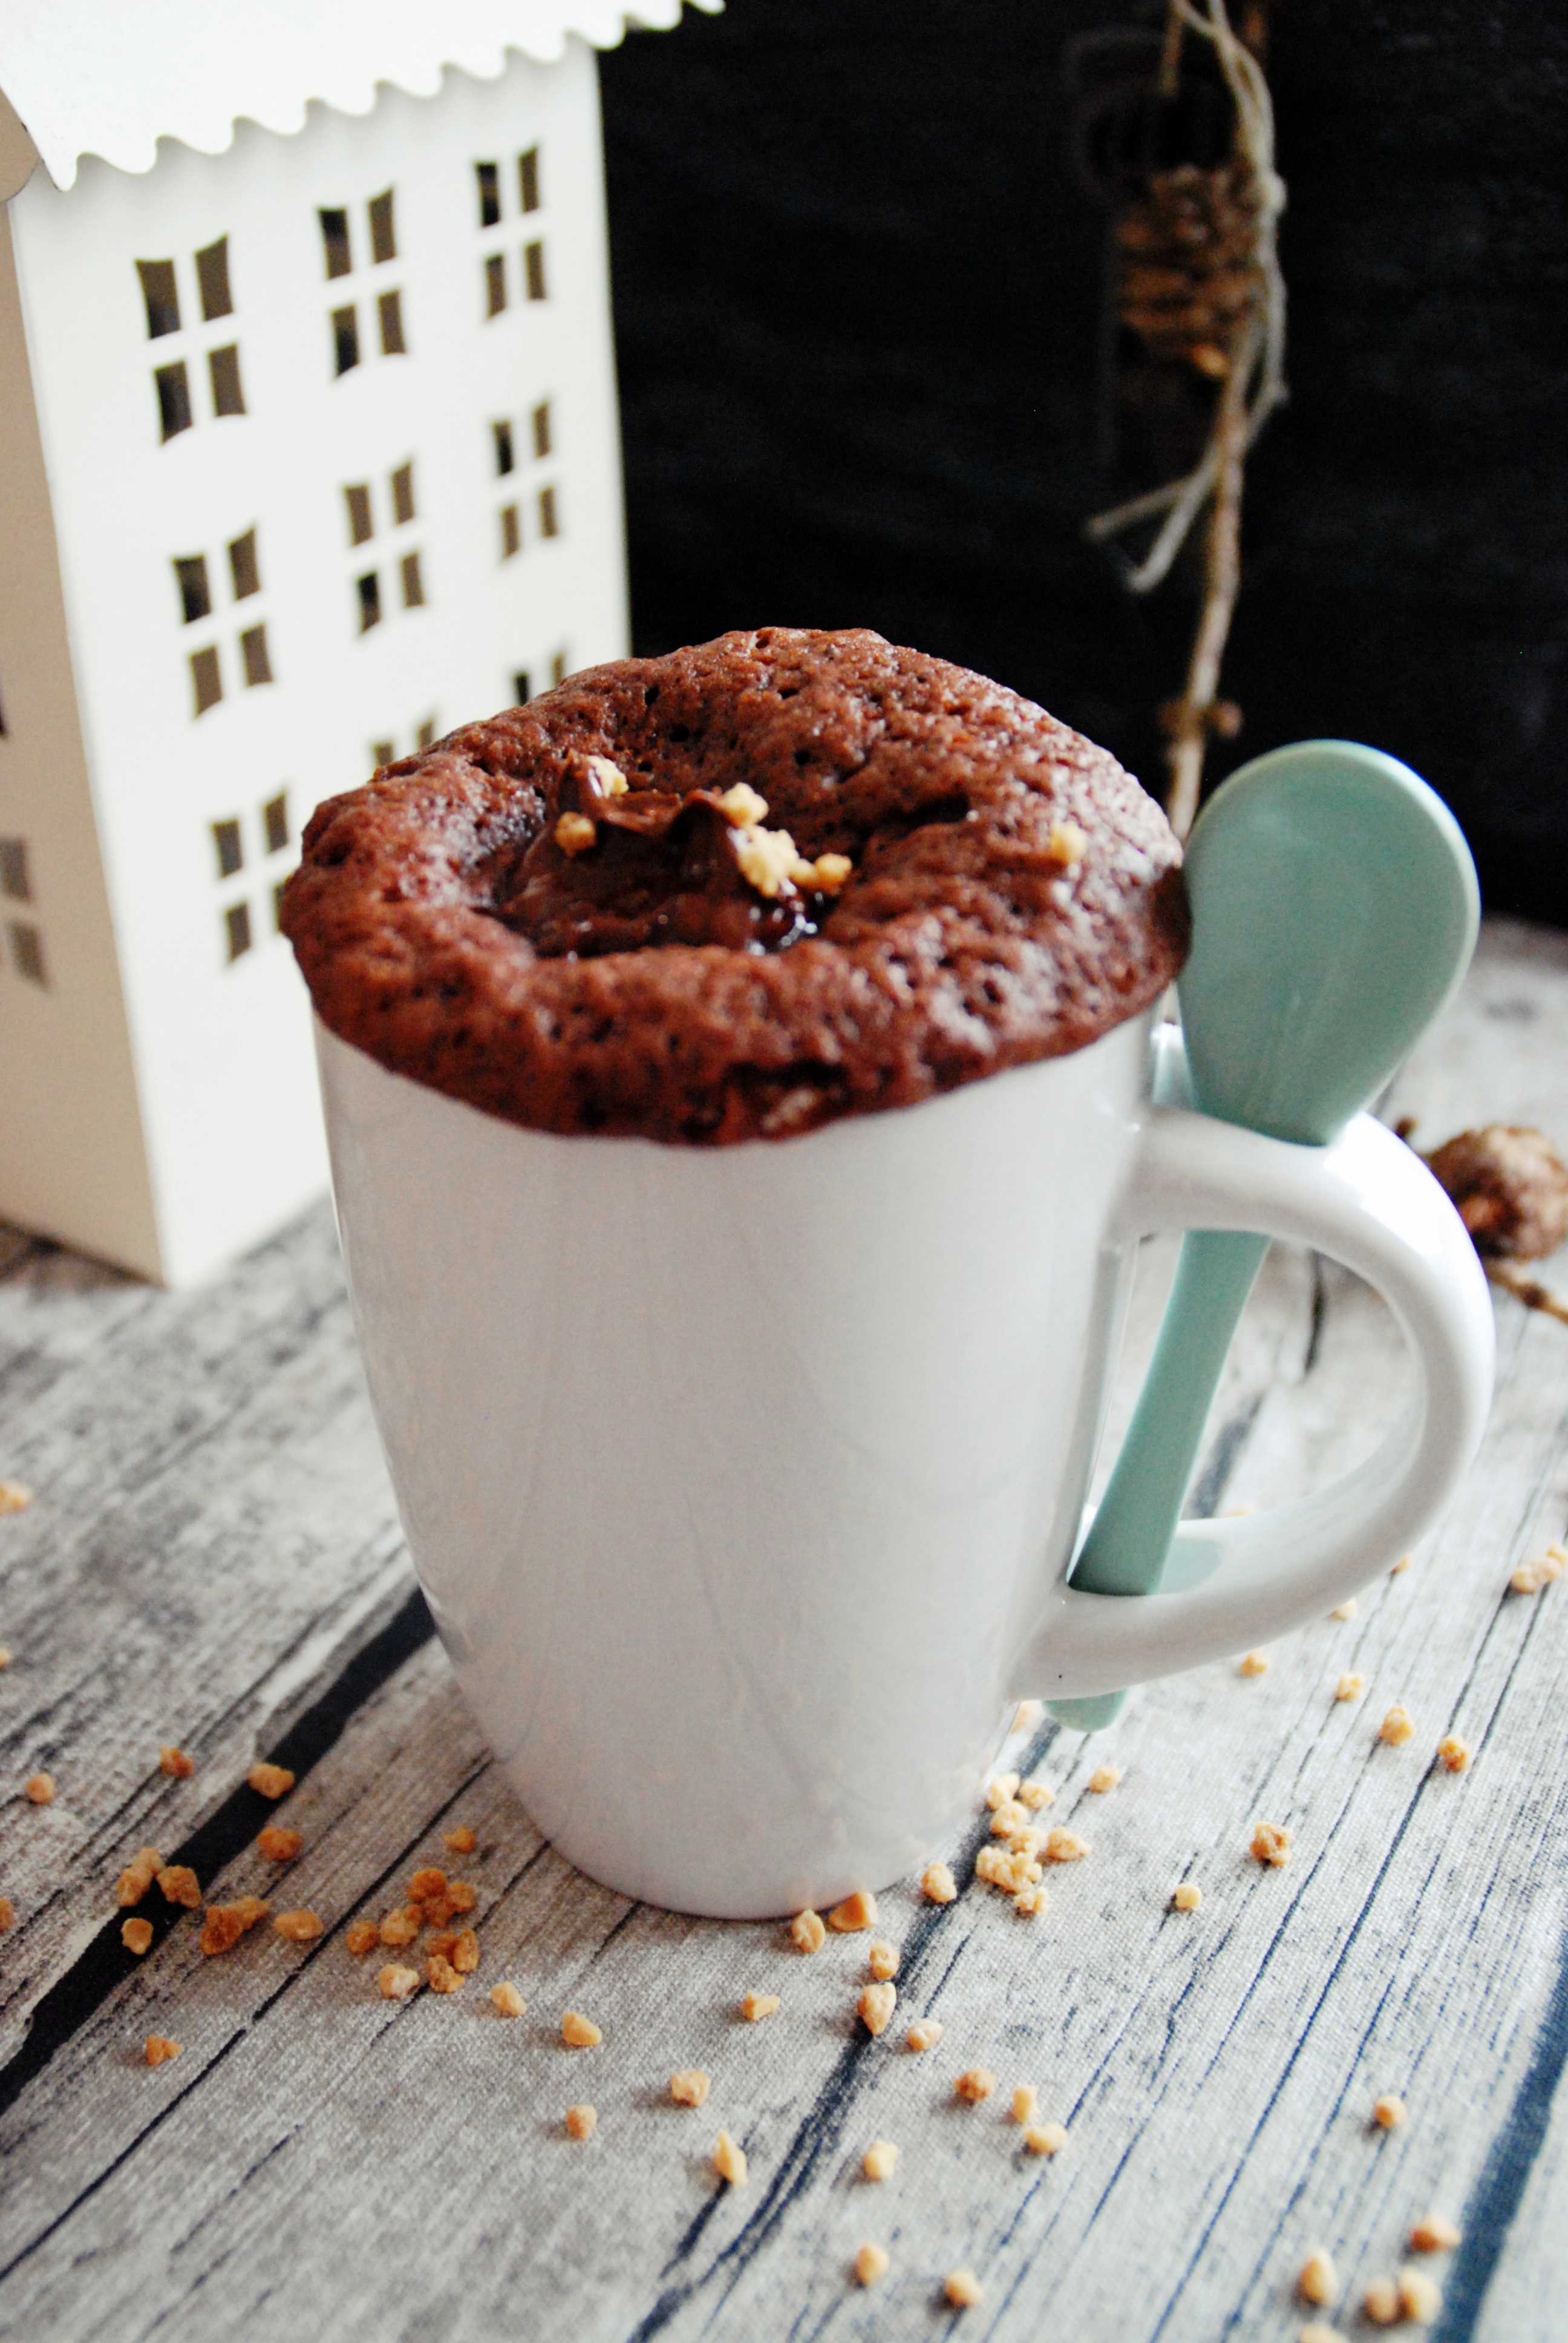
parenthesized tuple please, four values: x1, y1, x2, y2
(599, 0, 1566, 920)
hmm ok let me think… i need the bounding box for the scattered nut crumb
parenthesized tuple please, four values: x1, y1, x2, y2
(1379, 1705, 1416, 1747)
(976, 1845, 1042, 1893)
(1011, 1700, 1042, 1733)
(1298, 2248, 1338, 2307)
(247, 1762, 295, 1800)
(1409, 2215, 1460, 2253)
(0, 1481, 33, 1515)
(1330, 1600, 1358, 1621)
(450, 1927, 480, 1974)
(740, 1991, 780, 2022)
(1397, 2269, 1442, 2325)
(985, 1773, 1021, 1810)
(408, 1867, 447, 1902)
(670, 2068, 711, 2107)
(862, 2139, 899, 2181)
(345, 1920, 379, 1957)
(1018, 1780, 1056, 1810)
(1088, 1764, 1122, 1793)
(1011, 2084, 1038, 2125)
(1298, 2327, 1346, 2343)
(492, 1981, 526, 2017)
(1336, 1674, 1365, 1702)
(811, 853, 853, 892)
(378, 1962, 419, 2000)
(562, 2010, 601, 2048)
(116, 1847, 164, 1906)
(256, 1826, 303, 1862)
(1014, 1883, 1050, 1917)
(1238, 1650, 1270, 1677)
(988, 1799, 1030, 1838)
(1373, 2094, 1406, 2130)
(158, 1746, 195, 1778)
(1437, 1736, 1471, 1772)
(554, 810, 596, 856)
(426, 1953, 462, 1994)
(426, 1928, 459, 1961)
(1250, 1822, 1291, 1867)
(24, 1772, 55, 1804)
(121, 1917, 154, 1956)
(143, 2034, 181, 2066)
(858, 1982, 897, 2036)
(443, 1825, 478, 1855)
(955, 2068, 996, 2103)
(829, 1890, 878, 1932)
(944, 2267, 984, 2308)
(378, 1907, 422, 1948)
(273, 1909, 324, 1944)
(791, 1909, 827, 1953)
(1023, 2122, 1068, 2157)
(715, 781, 769, 828)
(0, 1648, 10, 1670)
(867, 1941, 899, 1982)
(1172, 1883, 1203, 1912)
(0, 1897, 12, 1931)
(1044, 1828, 1090, 1863)
(1364, 2275, 1402, 2325)
(198, 1896, 269, 1954)
(1046, 819, 1087, 867)
(584, 754, 630, 799)
(1391, 1554, 1413, 1575)
(921, 1861, 957, 1905)
(157, 1865, 202, 1909)
(713, 2130, 748, 2187)
(1510, 1544, 1566, 1595)
(854, 2242, 889, 2286)
(565, 2102, 598, 2140)
(907, 2020, 944, 2053)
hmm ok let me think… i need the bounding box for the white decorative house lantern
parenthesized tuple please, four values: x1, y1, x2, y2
(0, 0, 711, 1286)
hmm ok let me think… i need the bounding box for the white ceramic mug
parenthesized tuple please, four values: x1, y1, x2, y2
(318, 1010, 1493, 1918)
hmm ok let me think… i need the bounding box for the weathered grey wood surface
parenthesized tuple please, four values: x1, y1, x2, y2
(0, 917, 1565, 2342)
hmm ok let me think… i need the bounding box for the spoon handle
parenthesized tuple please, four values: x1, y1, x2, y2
(1047, 1227, 1268, 1729)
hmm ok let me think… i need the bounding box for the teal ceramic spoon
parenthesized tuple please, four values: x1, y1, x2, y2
(1049, 741, 1480, 1731)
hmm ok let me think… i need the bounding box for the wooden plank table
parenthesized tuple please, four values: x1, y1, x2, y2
(1, 917, 1566, 2342)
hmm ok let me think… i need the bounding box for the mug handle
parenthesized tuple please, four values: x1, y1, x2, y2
(1017, 1102, 1495, 1703)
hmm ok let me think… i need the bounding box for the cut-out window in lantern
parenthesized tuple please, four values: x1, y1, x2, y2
(263, 791, 289, 853)
(538, 485, 559, 539)
(358, 572, 382, 632)
(224, 901, 252, 962)
(272, 880, 288, 932)
(174, 553, 211, 623)
(371, 738, 395, 768)
(333, 304, 360, 375)
(512, 670, 531, 704)
(519, 148, 540, 214)
(414, 716, 437, 749)
(550, 648, 568, 686)
(524, 241, 547, 302)
(209, 344, 246, 415)
(532, 399, 552, 458)
(319, 208, 352, 280)
(240, 624, 272, 686)
(137, 258, 180, 338)
(476, 161, 501, 229)
(391, 460, 415, 525)
(212, 817, 243, 877)
(191, 644, 222, 714)
(369, 189, 397, 264)
(400, 551, 425, 609)
(0, 839, 31, 902)
(229, 528, 260, 600)
(344, 483, 373, 546)
(485, 254, 506, 318)
(493, 418, 515, 476)
(378, 289, 406, 356)
(9, 922, 46, 986)
(196, 237, 233, 323)
(155, 361, 193, 441)
(500, 504, 520, 559)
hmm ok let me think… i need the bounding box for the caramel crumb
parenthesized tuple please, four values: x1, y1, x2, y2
(740, 1990, 780, 2022)
(1330, 1600, 1359, 1621)
(791, 1909, 827, 1953)
(198, 1896, 269, 1954)
(955, 2068, 996, 2103)
(670, 2068, 711, 2107)
(426, 1953, 462, 1994)
(858, 1982, 897, 2036)
(144, 2034, 182, 2066)
(273, 1909, 324, 1944)
(1510, 1544, 1566, 1595)
(1373, 2093, 1406, 2130)
(0, 1648, 10, 1669)
(1011, 1700, 1042, 1733)
(0, 1897, 12, 1931)
(345, 1920, 379, 1957)
(1044, 1828, 1090, 1864)
(426, 1928, 459, 1961)
(1336, 1674, 1365, 1702)
(116, 1846, 165, 1906)
(584, 755, 630, 799)
(24, 1772, 55, 1804)
(906, 2020, 944, 2053)
(716, 782, 769, 828)
(378, 1907, 422, 1948)
(1024, 2121, 1068, 2156)
(122, 1917, 154, 1955)
(492, 1981, 526, 2017)
(1088, 1764, 1122, 1793)
(417, 1892, 455, 1927)
(450, 1927, 480, 1974)
(811, 852, 853, 893)
(407, 1867, 448, 1902)
(985, 1772, 1021, 1810)
(1391, 1554, 1413, 1575)
(1046, 819, 1087, 867)
(247, 1762, 295, 1800)
(977, 1845, 1044, 1893)
(562, 2010, 601, 2048)
(1298, 2249, 1338, 2307)
(1397, 2268, 1442, 2325)
(862, 2139, 899, 2181)
(1018, 1779, 1056, 1810)
(1437, 1735, 1471, 1772)
(1250, 1822, 1291, 1867)
(1379, 1705, 1416, 1747)
(1364, 2275, 1402, 2325)
(867, 1940, 899, 1982)
(854, 2242, 890, 2286)
(378, 1962, 419, 2000)
(1172, 1883, 1203, 1912)
(0, 1481, 33, 1516)
(1298, 2327, 1347, 2343)
(1011, 2084, 1038, 2125)
(157, 1865, 202, 1909)
(158, 1746, 196, 1778)
(921, 1863, 958, 1905)
(443, 1825, 478, 1855)
(713, 2130, 748, 2187)
(256, 1826, 303, 1862)
(1238, 1650, 1270, 1677)
(446, 1878, 478, 1913)
(944, 2268, 984, 2308)
(1014, 1883, 1050, 1917)
(1409, 2215, 1461, 2253)
(565, 2102, 598, 2140)
(988, 1799, 1030, 1837)
(828, 1889, 878, 1932)
(554, 810, 596, 856)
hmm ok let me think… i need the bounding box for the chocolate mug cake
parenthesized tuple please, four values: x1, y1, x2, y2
(283, 628, 1187, 1142)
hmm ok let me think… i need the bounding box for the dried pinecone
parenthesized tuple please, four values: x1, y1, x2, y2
(1424, 1126, 1568, 1261)
(1116, 162, 1263, 379)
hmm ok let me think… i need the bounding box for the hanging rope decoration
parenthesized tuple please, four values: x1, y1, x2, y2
(1082, 0, 1287, 839)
